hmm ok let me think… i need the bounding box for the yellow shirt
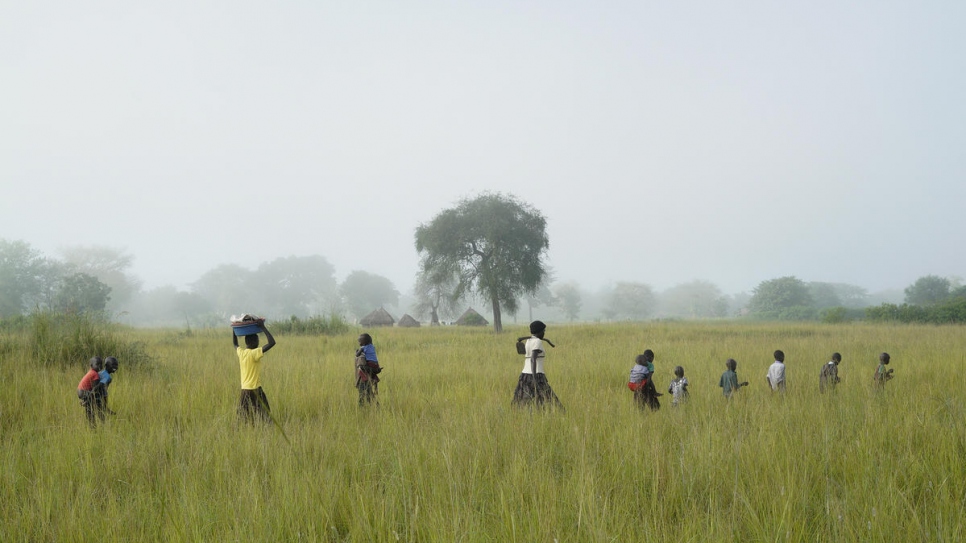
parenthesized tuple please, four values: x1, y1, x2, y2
(237, 346, 265, 390)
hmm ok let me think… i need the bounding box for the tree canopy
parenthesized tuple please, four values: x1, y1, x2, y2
(339, 270, 399, 320)
(412, 265, 461, 326)
(414, 193, 549, 332)
(604, 282, 656, 321)
(747, 276, 813, 319)
(904, 275, 951, 306)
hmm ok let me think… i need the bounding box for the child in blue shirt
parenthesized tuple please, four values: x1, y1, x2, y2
(95, 356, 119, 416)
(355, 333, 382, 406)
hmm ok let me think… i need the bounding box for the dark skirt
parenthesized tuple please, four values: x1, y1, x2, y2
(238, 387, 271, 424)
(512, 373, 564, 410)
(634, 380, 661, 411)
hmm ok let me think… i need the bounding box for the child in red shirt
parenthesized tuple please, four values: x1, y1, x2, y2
(77, 357, 103, 428)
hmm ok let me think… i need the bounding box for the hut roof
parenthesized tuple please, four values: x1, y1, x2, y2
(360, 307, 396, 327)
(455, 307, 489, 326)
(397, 314, 421, 328)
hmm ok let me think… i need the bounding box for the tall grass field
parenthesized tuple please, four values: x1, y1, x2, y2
(2, 321, 964, 541)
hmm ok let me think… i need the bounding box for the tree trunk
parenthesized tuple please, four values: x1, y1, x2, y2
(491, 296, 503, 332)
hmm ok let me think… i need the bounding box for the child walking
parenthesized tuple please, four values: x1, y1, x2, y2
(819, 352, 841, 393)
(766, 350, 786, 392)
(77, 357, 103, 428)
(512, 320, 563, 410)
(628, 349, 660, 411)
(668, 365, 689, 406)
(873, 352, 894, 388)
(232, 323, 277, 424)
(719, 358, 749, 398)
(355, 333, 382, 406)
(95, 356, 119, 416)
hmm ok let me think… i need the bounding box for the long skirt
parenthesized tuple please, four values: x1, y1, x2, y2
(634, 380, 661, 411)
(512, 373, 564, 410)
(238, 387, 271, 424)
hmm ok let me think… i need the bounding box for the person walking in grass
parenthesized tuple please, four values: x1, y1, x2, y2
(873, 352, 894, 388)
(819, 352, 842, 393)
(77, 357, 103, 428)
(512, 320, 563, 410)
(355, 333, 382, 406)
(233, 323, 276, 424)
(766, 350, 786, 392)
(667, 365, 689, 407)
(719, 358, 749, 398)
(95, 356, 119, 416)
(628, 350, 660, 411)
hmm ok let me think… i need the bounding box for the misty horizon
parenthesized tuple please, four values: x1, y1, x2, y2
(3, 1, 964, 302)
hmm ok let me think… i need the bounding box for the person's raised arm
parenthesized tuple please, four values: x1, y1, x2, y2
(261, 325, 276, 353)
(232, 330, 239, 348)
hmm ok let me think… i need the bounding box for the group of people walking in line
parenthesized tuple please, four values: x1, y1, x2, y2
(76, 319, 898, 426)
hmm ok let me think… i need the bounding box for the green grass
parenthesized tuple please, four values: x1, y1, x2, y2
(2, 322, 965, 541)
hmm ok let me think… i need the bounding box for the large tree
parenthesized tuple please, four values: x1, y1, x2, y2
(904, 275, 951, 306)
(52, 272, 112, 314)
(603, 281, 656, 321)
(339, 270, 399, 320)
(252, 255, 339, 318)
(659, 280, 729, 319)
(414, 193, 549, 332)
(0, 239, 47, 317)
(412, 265, 461, 326)
(553, 282, 582, 322)
(748, 276, 813, 317)
(59, 245, 141, 309)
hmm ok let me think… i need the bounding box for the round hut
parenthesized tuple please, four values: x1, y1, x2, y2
(360, 307, 396, 327)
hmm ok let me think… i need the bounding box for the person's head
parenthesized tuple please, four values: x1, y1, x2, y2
(831, 352, 842, 364)
(358, 333, 373, 346)
(244, 334, 259, 349)
(635, 354, 647, 366)
(726, 358, 737, 371)
(774, 350, 785, 363)
(529, 320, 546, 338)
(879, 352, 890, 364)
(89, 356, 103, 371)
(643, 349, 654, 363)
(674, 365, 684, 378)
(104, 356, 119, 374)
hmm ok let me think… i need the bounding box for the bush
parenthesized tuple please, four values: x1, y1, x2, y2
(820, 306, 849, 324)
(864, 301, 966, 324)
(271, 315, 350, 336)
(21, 311, 153, 368)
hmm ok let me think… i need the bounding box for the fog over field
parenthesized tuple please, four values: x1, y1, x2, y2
(2, 1, 964, 299)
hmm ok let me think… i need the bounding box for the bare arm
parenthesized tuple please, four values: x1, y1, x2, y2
(232, 330, 238, 348)
(261, 325, 276, 353)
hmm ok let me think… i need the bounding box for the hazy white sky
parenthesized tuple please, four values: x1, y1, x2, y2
(2, 0, 964, 296)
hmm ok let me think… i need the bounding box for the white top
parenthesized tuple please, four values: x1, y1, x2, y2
(766, 361, 786, 390)
(520, 337, 546, 374)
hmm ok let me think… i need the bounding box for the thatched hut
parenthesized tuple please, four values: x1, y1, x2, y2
(360, 307, 395, 327)
(397, 314, 421, 328)
(455, 307, 489, 326)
